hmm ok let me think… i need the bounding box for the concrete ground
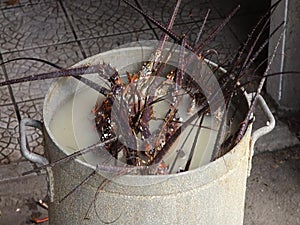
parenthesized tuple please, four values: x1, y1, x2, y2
(0, 0, 299, 224)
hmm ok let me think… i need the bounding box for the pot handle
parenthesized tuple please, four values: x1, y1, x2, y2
(20, 118, 49, 165)
(247, 94, 275, 176)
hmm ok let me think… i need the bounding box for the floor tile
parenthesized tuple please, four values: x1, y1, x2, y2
(0, 1, 74, 53)
(80, 17, 240, 65)
(2, 42, 84, 102)
(0, 86, 12, 105)
(0, 67, 12, 105)
(227, 14, 265, 44)
(62, 0, 151, 40)
(157, 19, 241, 64)
(0, 99, 47, 164)
(0, 105, 21, 164)
(80, 30, 158, 57)
(18, 98, 43, 121)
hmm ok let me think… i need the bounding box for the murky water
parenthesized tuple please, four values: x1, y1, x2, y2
(49, 80, 218, 173)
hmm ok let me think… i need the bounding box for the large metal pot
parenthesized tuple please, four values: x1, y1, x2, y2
(20, 47, 275, 225)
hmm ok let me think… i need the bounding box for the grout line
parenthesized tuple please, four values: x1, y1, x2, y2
(0, 16, 221, 55)
(210, 1, 227, 19)
(0, 54, 22, 122)
(1, 40, 82, 55)
(210, 2, 243, 46)
(226, 24, 244, 46)
(57, 0, 87, 59)
(0, 97, 45, 108)
(133, 0, 159, 40)
(72, 17, 223, 42)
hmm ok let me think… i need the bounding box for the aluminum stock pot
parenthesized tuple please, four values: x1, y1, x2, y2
(19, 46, 275, 225)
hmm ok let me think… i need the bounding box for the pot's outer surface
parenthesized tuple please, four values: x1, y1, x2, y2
(43, 47, 253, 225)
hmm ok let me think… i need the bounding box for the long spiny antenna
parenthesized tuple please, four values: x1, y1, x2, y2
(211, 3, 283, 159)
(194, 9, 211, 47)
(192, 5, 240, 57)
(0, 64, 115, 96)
(22, 137, 117, 176)
(233, 27, 286, 146)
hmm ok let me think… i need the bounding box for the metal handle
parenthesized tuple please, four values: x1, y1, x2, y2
(20, 118, 49, 165)
(247, 94, 276, 176)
